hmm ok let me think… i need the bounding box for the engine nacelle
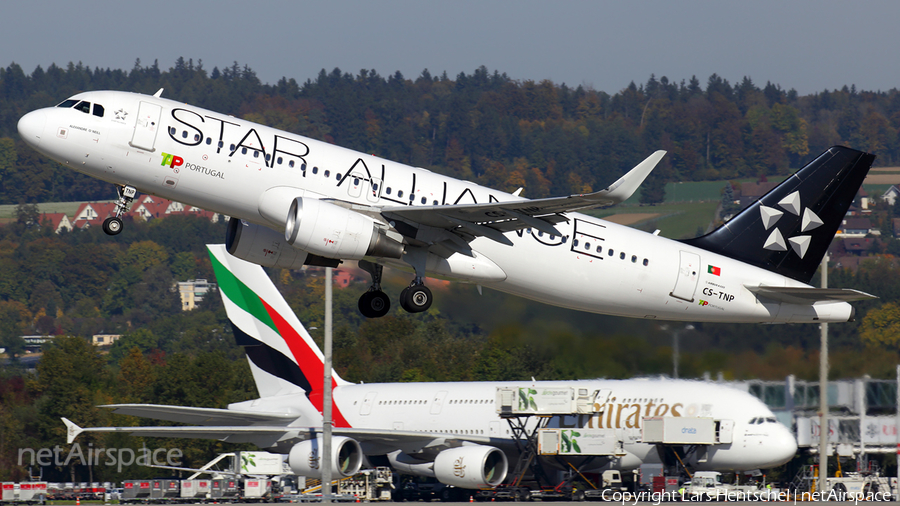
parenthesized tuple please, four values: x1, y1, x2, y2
(226, 218, 309, 269)
(284, 197, 403, 260)
(433, 445, 508, 488)
(288, 436, 363, 479)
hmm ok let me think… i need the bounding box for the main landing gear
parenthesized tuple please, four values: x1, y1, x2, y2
(102, 184, 137, 236)
(358, 260, 391, 318)
(357, 260, 433, 317)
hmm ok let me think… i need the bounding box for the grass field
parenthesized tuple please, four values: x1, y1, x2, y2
(587, 200, 720, 239)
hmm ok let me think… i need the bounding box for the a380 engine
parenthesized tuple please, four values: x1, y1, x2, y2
(389, 445, 508, 489)
(284, 197, 403, 260)
(288, 437, 364, 479)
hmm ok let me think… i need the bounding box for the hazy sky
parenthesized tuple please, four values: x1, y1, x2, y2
(1, 1, 898, 96)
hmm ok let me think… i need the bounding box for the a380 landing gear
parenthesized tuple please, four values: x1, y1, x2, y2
(102, 184, 137, 236)
(358, 260, 391, 318)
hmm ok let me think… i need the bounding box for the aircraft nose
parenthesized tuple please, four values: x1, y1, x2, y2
(770, 424, 798, 466)
(18, 109, 47, 148)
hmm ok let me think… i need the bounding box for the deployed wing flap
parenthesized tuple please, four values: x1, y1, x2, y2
(381, 151, 665, 242)
(100, 404, 302, 426)
(745, 285, 877, 304)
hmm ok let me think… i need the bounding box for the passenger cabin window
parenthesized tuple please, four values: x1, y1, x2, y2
(92, 104, 104, 117)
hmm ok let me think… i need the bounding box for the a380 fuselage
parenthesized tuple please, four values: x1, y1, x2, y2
(17, 90, 853, 323)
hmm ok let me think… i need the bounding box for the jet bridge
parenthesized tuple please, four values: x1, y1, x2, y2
(489, 386, 619, 500)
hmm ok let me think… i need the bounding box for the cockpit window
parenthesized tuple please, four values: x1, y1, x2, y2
(92, 104, 104, 118)
(74, 101, 91, 114)
(766, 417, 777, 423)
(56, 99, 79, 108)
(749, 417, 757, 424)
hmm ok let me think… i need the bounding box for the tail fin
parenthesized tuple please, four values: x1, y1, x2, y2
(683, 146, 875, 283)
(207, 245, 349, 401)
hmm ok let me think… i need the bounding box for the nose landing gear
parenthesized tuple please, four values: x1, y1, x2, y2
(102, 184, 137, 236)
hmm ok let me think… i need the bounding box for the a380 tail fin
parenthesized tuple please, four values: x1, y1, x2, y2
(683, 146, 875, 283)
(207, 245, 348, 400)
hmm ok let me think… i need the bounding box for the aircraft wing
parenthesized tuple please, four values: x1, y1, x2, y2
(64, 418, 495, 455)
(381, 151, 666, 243)
(100, 404, 303, 426)
(745, 286, 877, 304)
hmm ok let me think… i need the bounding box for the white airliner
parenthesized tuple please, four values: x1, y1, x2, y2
(19, 90, 875, 321)
(63, 245, 798, 489)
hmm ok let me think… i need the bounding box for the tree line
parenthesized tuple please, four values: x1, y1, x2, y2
(1, 59, 898, 206)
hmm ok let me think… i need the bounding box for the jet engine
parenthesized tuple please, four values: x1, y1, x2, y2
(284, 197, 403, 260)
(226, 218, 309, 269)
(288, 436, 363, 478)
(432, 446, 508, 488)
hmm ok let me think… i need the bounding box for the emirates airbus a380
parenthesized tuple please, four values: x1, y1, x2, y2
(63, 246, 799, 491)
(18, 89, 875, 322)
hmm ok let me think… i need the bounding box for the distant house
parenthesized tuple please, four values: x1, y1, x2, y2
(70, 196, 220, 229)
(840, 237, 875, 253)
(838, 217, 874, 237)
(176, 279, 216, 311)
(736, 181, 778, 208)
(92, 334, 122, 346)
(883, 185, 900, 206)
(39, 213, 73, 233)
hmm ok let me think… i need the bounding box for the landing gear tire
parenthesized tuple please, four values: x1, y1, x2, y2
(358, 290, 390, 318)
(400, 284, 432, 313)
(102, 216, 123, 235)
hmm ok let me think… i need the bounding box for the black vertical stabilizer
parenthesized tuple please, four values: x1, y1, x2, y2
(682, 146, 875, 283)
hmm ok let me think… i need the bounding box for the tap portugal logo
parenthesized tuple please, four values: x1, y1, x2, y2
(161, 152, 184, 170)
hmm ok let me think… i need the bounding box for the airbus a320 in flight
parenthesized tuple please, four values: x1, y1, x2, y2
(63, 245, 798, 490)
(18, 90, 875, 322)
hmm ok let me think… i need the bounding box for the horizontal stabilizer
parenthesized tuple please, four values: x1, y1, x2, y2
(745, 285, 877, 304)
(100, 403, 303, 426)
(62, 417, 83, 444)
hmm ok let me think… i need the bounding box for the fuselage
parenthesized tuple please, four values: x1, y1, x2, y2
(17, 90, 853, 322)
(232, 378, 797, 472)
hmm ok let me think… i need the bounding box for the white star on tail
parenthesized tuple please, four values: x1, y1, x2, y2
(801, 208, 823, 232)
(760, 205, 783, 230)
(763, 229, 787, 251)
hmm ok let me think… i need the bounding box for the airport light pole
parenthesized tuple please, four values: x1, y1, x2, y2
(322, 267, 333, 504)
(663, 324, 694, 379)
(818, 255, 829, 496)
